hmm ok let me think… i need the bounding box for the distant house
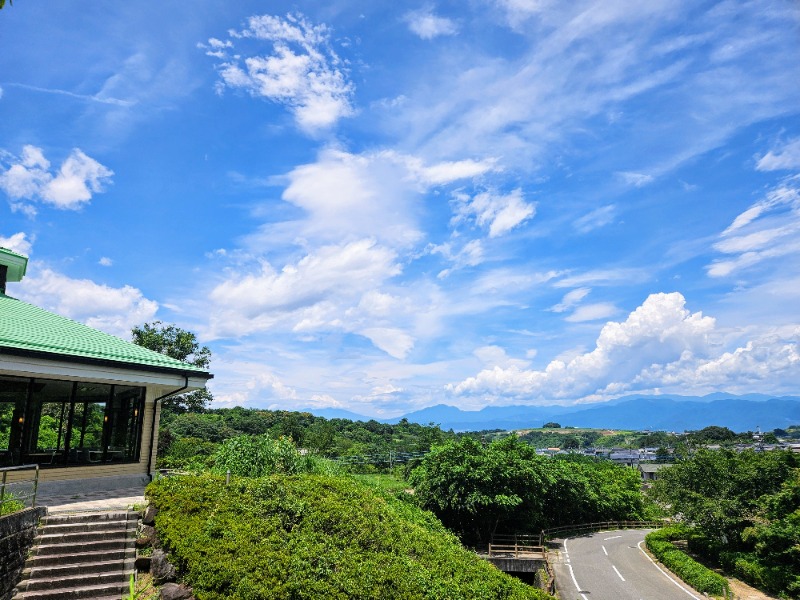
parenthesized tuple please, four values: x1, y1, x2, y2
(0, 248, 212, 493)
(638, 463, 672, 483)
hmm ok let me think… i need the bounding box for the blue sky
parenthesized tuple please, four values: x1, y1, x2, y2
(1, 1, 799, 417)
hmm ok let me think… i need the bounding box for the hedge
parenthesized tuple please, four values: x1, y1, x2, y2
(645, 526, 729, 597)
(146, 473, 554, 600)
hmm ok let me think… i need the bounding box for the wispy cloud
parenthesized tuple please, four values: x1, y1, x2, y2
(757, 137, 800, 172)
(5, 82, 134, 107)
(451, 188, 535, 238)
(708, 178, 800, 278)
(404, 8, 459, 39)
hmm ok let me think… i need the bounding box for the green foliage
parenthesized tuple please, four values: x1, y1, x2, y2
(131, 321, 212, 413)
(645, 526, 729, 596)
(159, 436, 218, 470)
(410, 437, 646, 545)
(145, 473, 554, 600)
(542, 422, 561, 429)
(0, 492, 24, 516)
(210, 434, 341, 478)
(652, 449, 800, 596)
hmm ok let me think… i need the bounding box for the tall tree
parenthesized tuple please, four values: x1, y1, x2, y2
(131, 321, 213, 413)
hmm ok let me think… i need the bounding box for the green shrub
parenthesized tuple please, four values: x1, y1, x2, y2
(646, 527, 729, 597)
(0, 492, 25, 516)
(146, 473, 553, 600)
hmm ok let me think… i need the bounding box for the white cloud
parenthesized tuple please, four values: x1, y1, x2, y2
(452, 188, 535, 237)
(708, 178, 800, 277)
(405, 9, 459, 39)
(17, 266, 158, 339)
(756, 137, 800, 171)
(574, 204, 616, 233)
(617, 171, 654, 188)
(359, 327, 415, 359)
(564, 302, 617, 323)
(550, 287, 590, 312)
(99, 257, 113, 267)
(0, 232, 33, 257)
(0, 145, 113, 211)
(432, 239, 485, 278)
(209, 13, 354, 133)
(449, 292, 718, 400)
(207, 239, 401, 337)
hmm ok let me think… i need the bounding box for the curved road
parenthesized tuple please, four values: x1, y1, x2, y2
(549, 529, 702, 600)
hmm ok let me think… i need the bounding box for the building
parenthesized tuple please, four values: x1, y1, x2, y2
(0, 247, 212, 493)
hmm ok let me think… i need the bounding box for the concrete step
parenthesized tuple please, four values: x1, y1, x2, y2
(40, 511, 135, 525)
(23, 570, 128, 592)
(38, 527, 136, 545)
(12, 581, 129, 600)
(28, 547, 134, 568)
(35, 538, 131, 556)
(23, 558, 129, 579)
(40, 519, 133, 535)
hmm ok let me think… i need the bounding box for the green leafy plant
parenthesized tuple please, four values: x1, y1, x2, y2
(0, 492, 25, 516)
(646, 526, 729, 597)
(146, 473, 554, 600)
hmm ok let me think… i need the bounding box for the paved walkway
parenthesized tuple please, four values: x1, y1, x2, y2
(35, 486, 146, 513)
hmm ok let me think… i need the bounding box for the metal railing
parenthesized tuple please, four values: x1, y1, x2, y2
(0, 464, 40, 514)
(540, 519, 665, 543)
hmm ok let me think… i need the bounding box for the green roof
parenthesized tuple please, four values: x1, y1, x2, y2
(0, 247, 28, 282)
(0, 293, 211, 376)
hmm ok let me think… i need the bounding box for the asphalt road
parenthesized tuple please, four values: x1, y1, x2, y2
(550, 529, 702, 600)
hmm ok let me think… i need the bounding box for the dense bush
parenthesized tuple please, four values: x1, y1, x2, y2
(409, 436, 648, 545)
(645, 526, 729, 597)
(146, 473, 553, 600)
(652, 449, 800, 596)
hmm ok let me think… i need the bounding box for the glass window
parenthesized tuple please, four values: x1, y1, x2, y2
(25, 379, 74, 465)
(67, 383, 110, 465)
(0, 375, 28, 467)
(0, 376, 146, 468)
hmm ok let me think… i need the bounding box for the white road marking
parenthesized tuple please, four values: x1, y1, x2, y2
(602, 545, 608, 556)
(564, 539, 589, 600)
(604, 535, 622, 540)
(566, 563, 589, 600)
(613, 565, 626, 581)
(637, 540, 702, 600)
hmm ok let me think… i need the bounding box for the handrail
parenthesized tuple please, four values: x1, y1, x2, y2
(540, 519, 665, 544)
(0, 463, 40, 514)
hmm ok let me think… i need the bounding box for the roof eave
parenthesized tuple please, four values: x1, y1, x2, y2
(0, 345, 213, 380)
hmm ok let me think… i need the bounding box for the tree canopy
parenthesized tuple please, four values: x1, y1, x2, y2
(131, 321, 213, 413)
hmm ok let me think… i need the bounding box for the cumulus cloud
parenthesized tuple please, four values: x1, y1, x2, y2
(757, 137, 800, 171)
(451, 188, 535, 237)
(404, 9, 458, 39)
(449, 292, 718, 400)
(0, 232, 33, 257)
(207, 13, 354, 132)
(708, 178, 800, 277)
(207, 239, 401, 337)
(16, 266, 158, 338)
(0, 145, 113, 212)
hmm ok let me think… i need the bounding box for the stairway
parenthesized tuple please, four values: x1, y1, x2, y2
(12, 510, 138, 600)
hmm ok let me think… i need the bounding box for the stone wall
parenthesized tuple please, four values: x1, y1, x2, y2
(0, 507, 47, 600)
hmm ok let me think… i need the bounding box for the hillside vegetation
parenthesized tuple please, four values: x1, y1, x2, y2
(146, 471, 554, 600)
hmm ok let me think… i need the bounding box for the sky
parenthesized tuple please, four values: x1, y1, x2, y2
(1, 1, 799, 418)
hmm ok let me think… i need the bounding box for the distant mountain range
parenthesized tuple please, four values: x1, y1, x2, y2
(304, 393, 800, 433)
